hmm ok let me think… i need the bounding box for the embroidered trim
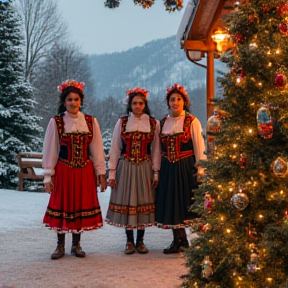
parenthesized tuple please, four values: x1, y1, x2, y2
(108, 202, 156, 215)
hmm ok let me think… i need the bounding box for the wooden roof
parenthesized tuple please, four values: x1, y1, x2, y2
(179, 0, 236, 53)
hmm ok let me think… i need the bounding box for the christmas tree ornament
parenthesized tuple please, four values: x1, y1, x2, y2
(201, 256, 213, 279)
(164, 0, 183, 12)
(256, 105, 273, 139)
(204, 193, 213, 210)
(248, 222, 258, 239)
(247, 249, 260, 273)
(206, 109, 221, 156)
(278, 3, 288, 16)
(239, 153, 247, 168)
(134, 0, 154, 9)
(283, 211, 288, 226)
(201, 223, 211, 232)
(235, 33, 246, 43)
(104, 0, 121, 9)
(272, 157, 288, 178)
(231, 191, 249, 211)
(279, 18, 288, 36)
(274, 73, 287, 89)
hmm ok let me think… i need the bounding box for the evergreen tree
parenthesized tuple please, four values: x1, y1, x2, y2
(183, 1, 288, 287)
(0, 0, 42, 188)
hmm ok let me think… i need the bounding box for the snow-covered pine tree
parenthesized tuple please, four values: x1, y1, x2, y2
(0, 0, 43, 188)
(183, 0, 288, 287)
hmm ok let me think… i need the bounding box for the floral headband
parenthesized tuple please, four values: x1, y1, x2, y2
(166, 84, 190, 104)
(126, 87, 149, 98)
(57, 80, 85, 93)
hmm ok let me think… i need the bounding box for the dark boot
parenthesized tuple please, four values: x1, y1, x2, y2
(124, 229, 135, 254)
(51, 233, 65, 260)
(163, 229, 181, 254)
(178, 228, 189, 251)
(136, 229, 148, 254)
(71, 233, 86, 258)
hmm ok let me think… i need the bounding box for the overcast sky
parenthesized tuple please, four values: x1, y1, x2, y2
(57, 0, 188, 55)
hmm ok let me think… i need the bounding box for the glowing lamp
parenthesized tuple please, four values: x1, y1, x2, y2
(212, 28, 234, 53)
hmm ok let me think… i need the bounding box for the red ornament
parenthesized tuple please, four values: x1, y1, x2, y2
(278, 4, 288, 16)
(279, 17, 288, 35)
(274, 73, 287, 89)
(204, 193, 213, 211)
(240, 153, 247, 168)
(280, 22, 288, 35)
(235, 33, 245, 43)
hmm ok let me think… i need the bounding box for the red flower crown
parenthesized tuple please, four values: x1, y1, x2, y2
(57, 80, 85, 93)
(166, 84, 188, 97)
(126, 87, 149, 98)
(166, 84, 190, 104)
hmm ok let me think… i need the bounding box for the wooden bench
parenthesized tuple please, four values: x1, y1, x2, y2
(16, 152, 44, 191)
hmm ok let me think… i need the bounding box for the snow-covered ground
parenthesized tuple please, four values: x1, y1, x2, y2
(0, 188, 188, 288)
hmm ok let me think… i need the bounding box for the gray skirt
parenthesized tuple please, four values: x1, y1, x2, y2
(106, 158, 155, 229)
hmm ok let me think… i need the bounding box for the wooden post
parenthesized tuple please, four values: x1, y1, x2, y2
(206, 50, 215, 119)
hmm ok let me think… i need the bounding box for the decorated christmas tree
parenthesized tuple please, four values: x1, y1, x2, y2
(183, 1, 288, 287)
(0, 0, 43, 188)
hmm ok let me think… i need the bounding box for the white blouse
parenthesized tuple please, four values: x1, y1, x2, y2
(42, 111, 106, 183)
(108, 113, 161, 179)
(161, 111, 207, 162)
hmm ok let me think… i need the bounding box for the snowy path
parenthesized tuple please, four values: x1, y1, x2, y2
(0, 189, 187, 288)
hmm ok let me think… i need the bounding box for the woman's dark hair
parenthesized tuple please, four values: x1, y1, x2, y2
(126, 92, 151, 116)
(57, 86, 85, 114)
(166, 88, 190, 113)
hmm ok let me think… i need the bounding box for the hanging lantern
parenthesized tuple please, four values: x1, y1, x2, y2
(104, 0, 121, 9)
(164, 0, 183, 12)
(272, 157, 288, 178)
(256, 105, 273, 139)
(212, 27, 235, 53)
(134, 0, 154, 9)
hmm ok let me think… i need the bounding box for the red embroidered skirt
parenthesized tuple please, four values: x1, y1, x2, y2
(43, 160, 103, 232)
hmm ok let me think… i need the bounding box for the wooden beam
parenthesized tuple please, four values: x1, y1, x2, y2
(182, 40, 216, 52)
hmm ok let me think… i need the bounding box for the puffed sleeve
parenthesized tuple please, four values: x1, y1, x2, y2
(151, 119, 161, 172)
(108, 119, 122, 179)
(191, 117, 207, 162)
(89, 117, 106, 176)
(42, 118, 60, 183)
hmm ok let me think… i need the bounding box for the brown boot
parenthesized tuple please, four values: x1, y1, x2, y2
(124, 229, 135, 254)
(51, 233, 65, 260)
(136, 229, 148, 254)
(71, 233, 86, 258)
(51, 244, 65, 260)
(124, 241, 136, 254)
(136, 240, 148, 254)
(71, 243, 86, 258)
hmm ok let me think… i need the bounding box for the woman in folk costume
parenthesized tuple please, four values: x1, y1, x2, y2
(155, 84, 207, 254)
(106, 87, 161, 254)
(42, 80, 107, 260)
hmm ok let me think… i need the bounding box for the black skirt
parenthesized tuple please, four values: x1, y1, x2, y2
(155, 155, 198, 228)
